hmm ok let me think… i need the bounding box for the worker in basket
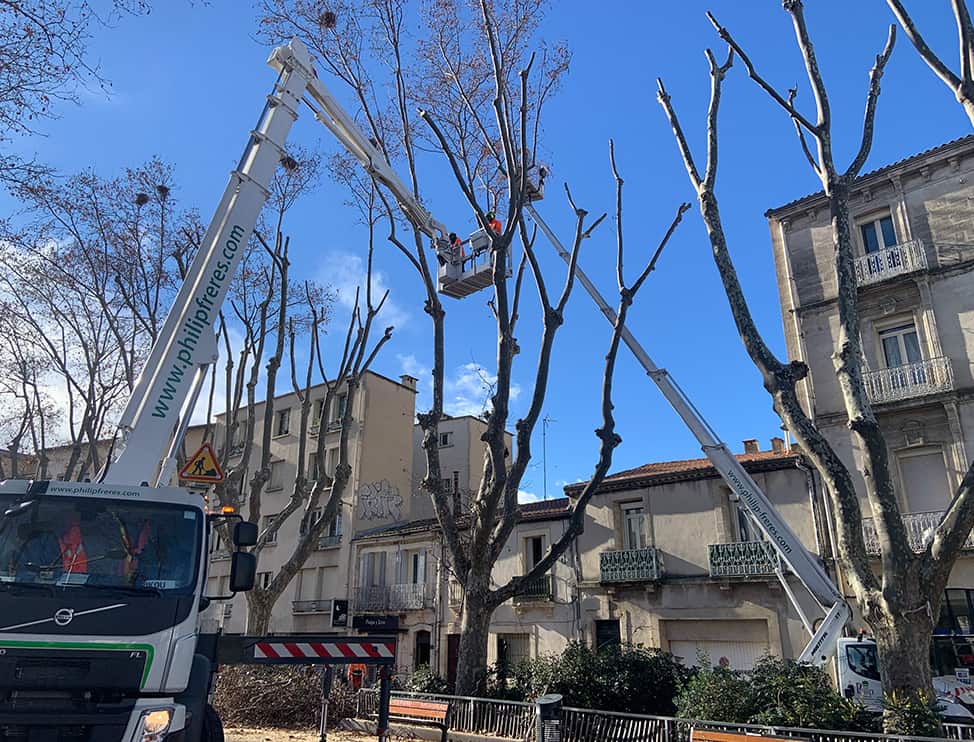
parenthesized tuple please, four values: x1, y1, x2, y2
(485, 211, 502, 235)
(449, 232, 466, 266)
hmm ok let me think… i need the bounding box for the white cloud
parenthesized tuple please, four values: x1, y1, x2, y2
(518, 489, 542, 503)
(318, 251, 410, 330)
(398, 354, 521, 418)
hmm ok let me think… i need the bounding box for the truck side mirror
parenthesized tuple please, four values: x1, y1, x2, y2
(229, 552, 256, 593)
(233, 521, 258, 547)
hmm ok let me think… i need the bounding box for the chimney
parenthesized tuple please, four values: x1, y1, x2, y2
(770, 436, 785, 454)
(743, 439, 760, 455)
(400, 374, 418, 391)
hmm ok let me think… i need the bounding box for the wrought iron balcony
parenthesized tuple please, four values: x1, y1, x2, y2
(317, 535, 341, 549)
(389, 583, 436, 610)
(210, 551, 231, 562)
(352, 584, 435, 612)
(854, 239, 927, 287)
(709, 541, 779, 578)
(862, 511, 974, 555)
(599, 547, 663, 583)
(292, 599, 332, 615)
(513, 573, 553, 603)
(863, 357, 954, 404)
(449, 581, 463, 607)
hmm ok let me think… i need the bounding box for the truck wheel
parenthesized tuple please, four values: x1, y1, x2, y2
(202, 704, 224, 742)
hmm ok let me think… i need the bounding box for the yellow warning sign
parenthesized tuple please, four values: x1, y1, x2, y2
(179, 443, 225, 483)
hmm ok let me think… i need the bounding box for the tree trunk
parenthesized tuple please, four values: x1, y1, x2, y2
(871, 606, 937, 732)
(454, 583, 493, 696)
(245, 590, 274, 636)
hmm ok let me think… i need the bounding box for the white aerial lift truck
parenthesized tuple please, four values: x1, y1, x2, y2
(0, 39, 407, 742)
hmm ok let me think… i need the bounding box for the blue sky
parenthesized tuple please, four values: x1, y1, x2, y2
(6, 1, 971, 500)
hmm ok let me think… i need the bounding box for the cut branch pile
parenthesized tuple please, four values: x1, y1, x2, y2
(214, 665, 356, 729)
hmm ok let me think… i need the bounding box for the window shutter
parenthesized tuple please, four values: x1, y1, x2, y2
(378, 552, 387, 587)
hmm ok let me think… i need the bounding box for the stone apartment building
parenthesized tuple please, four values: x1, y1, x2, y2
(207, 370, 418, 637)
(444, 440, 818, 679)
(766, 134, 974, 638)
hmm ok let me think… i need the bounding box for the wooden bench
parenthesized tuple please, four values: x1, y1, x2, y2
(692, 729, 809, 742)
(385, 698, 452, 742)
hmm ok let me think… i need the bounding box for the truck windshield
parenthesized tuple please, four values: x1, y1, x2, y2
(0, 495, 201, 595)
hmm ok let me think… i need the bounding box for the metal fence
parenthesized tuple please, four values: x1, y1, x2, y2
(356, 689, 974, 742)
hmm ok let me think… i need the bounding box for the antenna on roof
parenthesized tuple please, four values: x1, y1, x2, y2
(542, 414, 557, 500)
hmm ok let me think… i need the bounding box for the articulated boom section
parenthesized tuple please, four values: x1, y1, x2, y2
(107, 42, 319, 486)
(524, 203, 850, 666)
(300, 75, 447, 242)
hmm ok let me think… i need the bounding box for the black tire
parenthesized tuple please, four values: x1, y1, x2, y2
(201, 704, 224, 742)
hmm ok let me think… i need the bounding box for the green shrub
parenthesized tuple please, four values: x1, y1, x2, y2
(675, 656, 877, 733)
(883, 690, 943, 738)
(406, 665, 449, 694)
(676, 660, 752, 722)
(490, 641, 688, 714)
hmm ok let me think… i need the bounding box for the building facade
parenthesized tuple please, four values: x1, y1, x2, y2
(766, 135, 974, 618)
(206, 370, 418, 642)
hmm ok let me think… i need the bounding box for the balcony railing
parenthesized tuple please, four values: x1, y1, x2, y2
(862, 511, 974, 555)
(854, 239, 927, 287)
(513, 573, 553, 603)
(709, 541, 779, 578)
(210, 551, 231, 562)
(222, 604, 233, 618)
(863, 357, 954, 404)
(317, 535, 341, 549)
(292, 599, 332, 615)
(449, 581, 463, 607)
(599, 547, 663, 583)
(352, 583, 435, 612)
(389, 583, 436, 610)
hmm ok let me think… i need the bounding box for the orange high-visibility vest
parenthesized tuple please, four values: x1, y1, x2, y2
(59, 519, 88, 573)
(489, 218, 502, 234)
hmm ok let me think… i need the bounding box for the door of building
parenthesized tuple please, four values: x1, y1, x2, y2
(446, 634, 460, 690)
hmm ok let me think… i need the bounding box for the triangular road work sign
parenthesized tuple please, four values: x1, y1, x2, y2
(179, 442, 225, 483)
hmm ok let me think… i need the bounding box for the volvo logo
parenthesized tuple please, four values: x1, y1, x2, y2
(53, 608, 75, 627)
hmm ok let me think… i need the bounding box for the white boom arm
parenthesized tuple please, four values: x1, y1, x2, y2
(524, 203, 851, 666)
(106, 38, 449, 486)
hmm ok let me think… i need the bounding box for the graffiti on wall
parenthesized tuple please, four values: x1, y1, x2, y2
(357, 479, 403, 521)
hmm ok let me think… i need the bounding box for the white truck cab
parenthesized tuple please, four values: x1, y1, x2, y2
(0, 479, 256, 741)
(837, 636, 974, 722)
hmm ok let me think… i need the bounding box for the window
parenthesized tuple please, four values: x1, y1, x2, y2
(526, 535, 544, 570)
(312, 399, 325, 429)
(621, 504, 646, 550)
(258, 571, 273, 590)
(359, 552, 387, 588)
(327, 513, 342, 538)
(300, 508, 322, 537)
(497, 633, 530, 669)
(325, 448, 338, 478)
(860, 214, 898, 254)
(409, 550, 427, 584)
(898, 448, 950, 513)
(439, 431, 453, 447)
(736, 505, 764, 543)
(595, 619, 621, 650)
(332, 394, 347, 423)
(275, 408, 291, 436)
(846, 643, 880, 681)
(440, 478, 452, 493)
(268, 460, 285, 491)
(308, 454, 320, 482)
(880, 323, 923, 369)
(262, 514, 279, 545)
